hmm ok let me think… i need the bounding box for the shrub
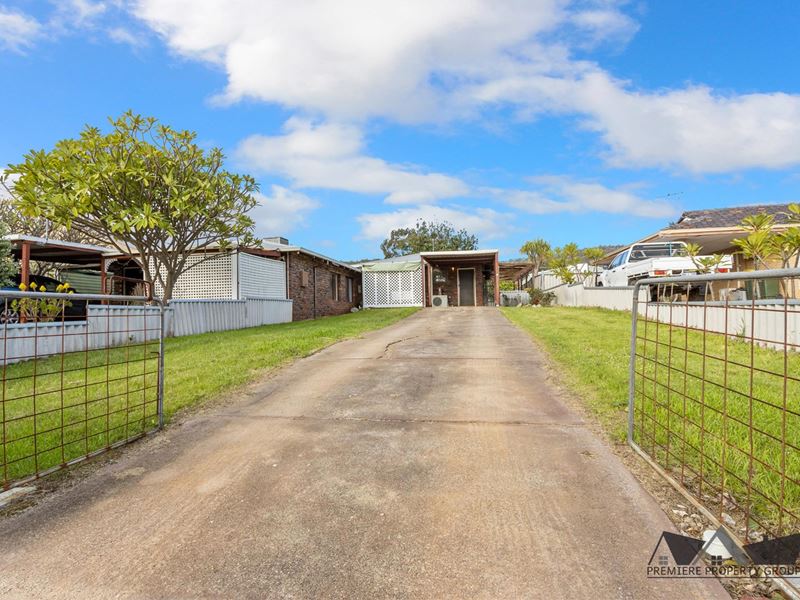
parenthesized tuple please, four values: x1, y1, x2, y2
(528, 287, 555, 307)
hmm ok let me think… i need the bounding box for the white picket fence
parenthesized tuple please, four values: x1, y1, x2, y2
(1, 298, 293, 365)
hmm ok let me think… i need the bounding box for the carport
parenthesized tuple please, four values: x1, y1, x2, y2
(6, 235, 112, 289)
(420, 250, 500, 307)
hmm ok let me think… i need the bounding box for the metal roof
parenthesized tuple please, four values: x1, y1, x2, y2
(260, 241, 360, 272)
(4, 235, 113, 265)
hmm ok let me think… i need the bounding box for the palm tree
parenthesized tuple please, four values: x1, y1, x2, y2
(582, 246, 606, 286)
(519, 238, 551, 289)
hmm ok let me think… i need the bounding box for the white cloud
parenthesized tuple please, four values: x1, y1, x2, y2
(57, 0, 107, 27)
(495, 175, 677, 218)
(0, 8, 41, 52)
(466, 69, 800, 174)
(574, 73, 800, 173)
(107, 26, 144, 47)
(134, 0, 800, 174)
(250, 185, 320, 236)
(357, 204, 515, 242)
(237, 118, 469, 204)
(237, 118, 679, 222)
(133, 0, 632, 122)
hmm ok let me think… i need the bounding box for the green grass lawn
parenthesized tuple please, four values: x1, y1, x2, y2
(502, 306, 800, 535)
(1, 307, 417, 486)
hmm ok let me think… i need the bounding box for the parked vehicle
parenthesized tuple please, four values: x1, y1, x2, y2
(0, 274, 88, 324)
(598, 241, 733, 300)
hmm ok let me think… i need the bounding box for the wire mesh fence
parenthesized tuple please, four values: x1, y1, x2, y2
(629, 268, 800, 549)
(1, 289, 164, 490)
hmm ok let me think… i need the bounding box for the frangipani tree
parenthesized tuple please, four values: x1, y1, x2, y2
(582, 246, 606, 285)
(4, 112, 259, 300)
(0, 222, 16, 287)
(519, 238, 551, 287)
(549, 243, 583, 285)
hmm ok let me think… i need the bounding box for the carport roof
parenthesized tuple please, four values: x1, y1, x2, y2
(5, 234, 113, 265)
(420, 250, 499, 264)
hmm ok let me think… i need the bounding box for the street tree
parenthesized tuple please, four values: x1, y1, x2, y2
(4, 112, 259, 300)
(380, 219, 478, 258)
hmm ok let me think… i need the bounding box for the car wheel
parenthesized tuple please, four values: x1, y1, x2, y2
(0, 308, 19, 324)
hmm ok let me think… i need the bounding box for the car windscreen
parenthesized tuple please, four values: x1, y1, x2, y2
(628, 243, 686, 262)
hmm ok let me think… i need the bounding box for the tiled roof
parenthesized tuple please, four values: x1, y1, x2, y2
(668, 204, 794, 230)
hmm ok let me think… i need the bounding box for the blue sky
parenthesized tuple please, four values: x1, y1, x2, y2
(2, 1, 800, 260)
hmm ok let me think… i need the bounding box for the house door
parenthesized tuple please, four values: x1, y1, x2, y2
(458, 269, 475, 306)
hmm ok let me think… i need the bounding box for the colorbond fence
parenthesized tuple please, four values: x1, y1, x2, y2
(2, 298, 293, 365)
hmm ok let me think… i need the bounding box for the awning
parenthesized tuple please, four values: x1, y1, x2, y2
(362, 261, 421, 272)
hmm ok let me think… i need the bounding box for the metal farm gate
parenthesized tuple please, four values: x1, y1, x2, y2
(628, 268, 800, 587)
(1, 289, 164, 489)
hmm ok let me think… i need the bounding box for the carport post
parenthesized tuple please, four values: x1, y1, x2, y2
(494, 252, 500, 306)
(420, 256, 426, 307)
(20, 241, 30, 287)
(100, 257, 107, 302)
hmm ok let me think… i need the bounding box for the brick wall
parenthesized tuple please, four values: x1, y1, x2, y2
(429, 265, 489, 306)
(286, 252, 362, 320)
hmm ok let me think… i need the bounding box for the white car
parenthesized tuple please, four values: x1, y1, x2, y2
(599, 241, 732, 294)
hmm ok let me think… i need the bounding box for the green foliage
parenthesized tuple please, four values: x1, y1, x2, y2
(549, 242, 586, 285)
(4, 111, 259, 300)
(499, 280, 516, 291)
(519, 238, 551, 282)
(0, 222, 17, 286)
(732, 209, 800, 272)
(380, 219, 478, 258)
(12, 281, 74, 322)
(527, 287, 555, 306)
(582, 246, 605, 265)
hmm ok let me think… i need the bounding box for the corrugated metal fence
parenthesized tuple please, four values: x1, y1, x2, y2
(551, 281, 800, 350)
(167, 298, 293, 337)
(2, 298, 293, 365)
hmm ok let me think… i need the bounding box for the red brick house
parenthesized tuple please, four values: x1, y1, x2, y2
(262, 238, 362, 321)
(360, 250, 500, 308)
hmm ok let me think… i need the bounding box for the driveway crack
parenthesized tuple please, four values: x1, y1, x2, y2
(378, 335, 419, 359)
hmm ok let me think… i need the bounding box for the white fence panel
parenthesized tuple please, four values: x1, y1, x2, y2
(550, 282, 800, 350)
(2, 298, 293, 365)
(167, 298, 293, 337)
(643, 301, 800, 350)
(553, 284, 641, 311)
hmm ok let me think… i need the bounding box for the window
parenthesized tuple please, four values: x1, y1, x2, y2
(330, 273, 340, 300)
(346, 277, 353, 302)
(610, 250, 629, 268)
(628, 243, 686, 262)
(301, 271, 309, 287)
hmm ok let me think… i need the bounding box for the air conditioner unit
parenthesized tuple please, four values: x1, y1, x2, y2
(432, 294, 448, 308)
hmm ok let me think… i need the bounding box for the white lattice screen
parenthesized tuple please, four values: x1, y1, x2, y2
(363, 268, 423, 308)
(151, 253, 234, 299)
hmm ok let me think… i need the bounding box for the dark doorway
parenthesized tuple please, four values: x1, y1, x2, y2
(458, 268, 475, 306)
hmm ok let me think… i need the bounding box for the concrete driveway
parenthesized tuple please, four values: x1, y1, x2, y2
(0, 308, 726, 599)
